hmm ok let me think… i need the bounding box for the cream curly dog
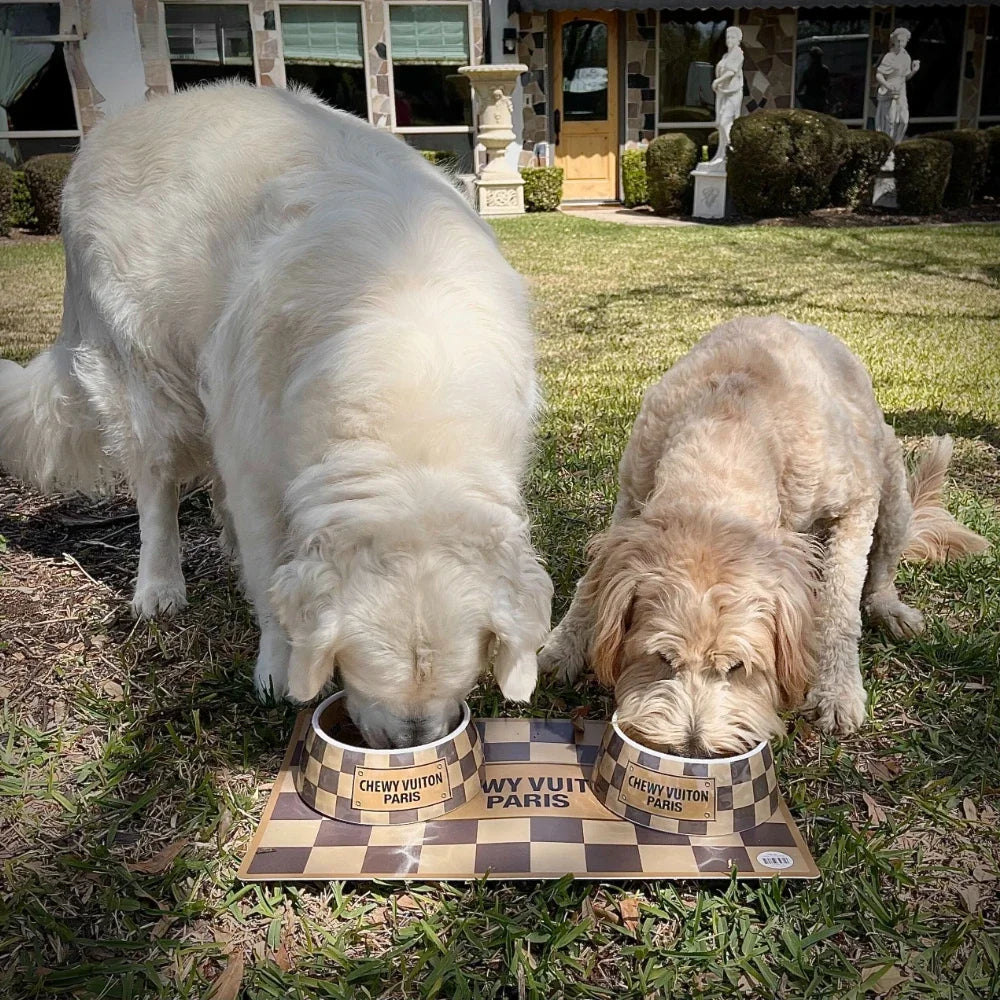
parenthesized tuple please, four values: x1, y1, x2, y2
(540, 316, 988, 755)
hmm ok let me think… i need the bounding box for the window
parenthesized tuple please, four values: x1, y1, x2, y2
(794, 8, 871, 121)
(0, 3, 79, 167)
(982, 5, 1000, 120)
(658, 9, 735, 126)
(280, 4, 367, 120)
(164, 4, 254, 90)
(388, 4, 471, 129)
(561, 19, 609, 122)
(893, 5, 964, 121)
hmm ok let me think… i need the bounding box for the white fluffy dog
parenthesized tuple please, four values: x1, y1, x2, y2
(0, 85, 552, 747)
(540, 316, 987, 755)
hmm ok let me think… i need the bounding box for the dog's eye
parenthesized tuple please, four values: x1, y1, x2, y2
(657, 653, 676, 673)
(727, 661, 744, 675)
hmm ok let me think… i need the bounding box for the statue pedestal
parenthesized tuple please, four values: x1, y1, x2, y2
(873, 155, 897, 209)
(691, 161, 729, 219)
(460, 64, 528, 217)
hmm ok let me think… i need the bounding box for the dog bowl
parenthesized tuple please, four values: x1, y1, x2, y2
(591, 714, 779, 836)
(295, 692, 484, 825)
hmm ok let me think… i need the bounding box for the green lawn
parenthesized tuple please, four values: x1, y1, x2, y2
(1, 220, 998, 999)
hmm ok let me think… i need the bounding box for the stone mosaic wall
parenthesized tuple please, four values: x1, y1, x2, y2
(625, 10, 656, 143)
(960, 5, 990, 126)
(738, 9, 795, 113)
(516, 13, 548, 149)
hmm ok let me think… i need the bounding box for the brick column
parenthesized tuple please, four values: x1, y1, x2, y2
(625, 10, 656, 143)
(960, 6, 990, 126)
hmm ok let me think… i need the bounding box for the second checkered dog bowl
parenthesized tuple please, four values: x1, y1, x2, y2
(295, 692, 484, 826)
(591, 715, 779, 836)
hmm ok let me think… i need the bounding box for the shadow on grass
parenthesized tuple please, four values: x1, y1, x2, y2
(885, 408, 1000, 449)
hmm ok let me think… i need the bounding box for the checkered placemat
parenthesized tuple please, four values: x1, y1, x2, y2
(239, 715, 819, 881)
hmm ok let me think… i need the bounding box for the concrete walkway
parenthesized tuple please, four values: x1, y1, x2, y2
(559, 205, 700, 227)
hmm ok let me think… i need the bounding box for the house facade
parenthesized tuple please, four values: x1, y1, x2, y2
(1, 0, 997, 202)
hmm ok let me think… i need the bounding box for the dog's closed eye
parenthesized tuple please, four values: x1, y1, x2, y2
(726, 660, 744, 675)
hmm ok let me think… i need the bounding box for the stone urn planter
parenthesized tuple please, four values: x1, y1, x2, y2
(459, 64, 528, 216)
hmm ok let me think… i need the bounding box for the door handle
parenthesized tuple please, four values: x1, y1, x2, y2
(554, 109, 561, 146)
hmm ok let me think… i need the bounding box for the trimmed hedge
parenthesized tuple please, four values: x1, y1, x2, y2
(830, 129, 893, 210)
(895, 138, 952, 215)
(985, 126, 1000, 199)
(420, 149, 459, 171)
(728, 109, 849, 217)
(0, 163, 12, 237)
(520, 166, 563, 211)
(922, 129, 989, 207)
(621, 148, 648, 208)
(646, 133, 698, 216)
(10, 170, 35, 228)
(24, 153, 73, 233)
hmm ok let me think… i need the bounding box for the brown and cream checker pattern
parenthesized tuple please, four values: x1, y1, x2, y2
(592, 727, 779, 837)
(241, 714, 818, 881)
(294, 713, 484, 826)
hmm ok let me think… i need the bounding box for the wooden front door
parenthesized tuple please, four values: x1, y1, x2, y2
(553, 10, 619, 201)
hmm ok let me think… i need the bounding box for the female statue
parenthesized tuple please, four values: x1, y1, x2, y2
(875, 27, 920, 145)
(708, 26, 744, 166)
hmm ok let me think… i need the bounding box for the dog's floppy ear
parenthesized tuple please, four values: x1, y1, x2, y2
(488, 515, 553, 702)
(770, 533, 820, 708)
(269, 558, 343, 702)
(582, 526, 642, 687)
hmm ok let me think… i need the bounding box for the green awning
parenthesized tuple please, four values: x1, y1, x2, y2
(389, 5, 469, 65)
(280, 5, 364, 65)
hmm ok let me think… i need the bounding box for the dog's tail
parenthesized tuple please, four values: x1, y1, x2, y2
(903, 435, 989, 561)
(0, 348, 109, 494)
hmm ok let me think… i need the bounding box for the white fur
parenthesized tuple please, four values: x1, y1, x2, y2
(0, 84, 552, 744)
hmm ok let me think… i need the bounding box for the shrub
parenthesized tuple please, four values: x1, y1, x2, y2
(894, 138, 952, 215)
(728, 109, 849, 217)
(621, 148, 648, 208)
(10, 171, 36, 228)
(0, 163, 12, 237)
(520, 166, 563, 211)
(706, 129, 719, 162)
(420, 149, 459, 171)
(922, 129, 989, 207)
(646, 133, 698, 215)
(23, 153, 73, 233)
(830, 129, 893, 210)
(984, 126, 1000, 199)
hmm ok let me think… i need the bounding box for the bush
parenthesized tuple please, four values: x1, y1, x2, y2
(10, 171, 36, 228)
(830, 129, 893, 210)
(984, 126, 1000, 199)
(420, 149, 459, 171)
(728, 109, 848, 217)
(646, 133, 698, 215)
(0, 163, 12, 237)
(922, 129, 989, 207)
(23, 153, 73, 233)
(894, 138, 952, 215)
(520, 166, 563, 211)
(621, 148, 648, 207)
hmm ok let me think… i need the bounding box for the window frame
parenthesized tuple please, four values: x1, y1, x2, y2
(654, 7, 739, 134)
(0, 0, 82, 146)
(162, 0, 259, 92)
(790, 7, 875, 126)
(977, 3, 999, 124)
(274, 1, 371, 122)
(385, 0, 475, 136)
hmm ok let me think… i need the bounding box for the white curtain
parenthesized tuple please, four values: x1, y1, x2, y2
(0, 29, 54, 164)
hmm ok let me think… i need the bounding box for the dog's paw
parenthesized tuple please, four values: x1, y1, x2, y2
(131, 580, 188, 619)
(804, 681, 868, 735)
(254, 630, 290, 702)
(538, 638, 586, 684)
(868, 595, 925, 640)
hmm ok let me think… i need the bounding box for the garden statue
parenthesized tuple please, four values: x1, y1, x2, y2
(874, 27, 920, 145)
(707, 26, 744, 167)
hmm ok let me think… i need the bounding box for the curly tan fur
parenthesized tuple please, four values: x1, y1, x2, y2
(540, 316, 988, 754)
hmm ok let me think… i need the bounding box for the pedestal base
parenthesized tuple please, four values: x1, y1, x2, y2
(476, 175, 525, 217)
(691, 162, 729, 219)
(873, 170, 897, 209)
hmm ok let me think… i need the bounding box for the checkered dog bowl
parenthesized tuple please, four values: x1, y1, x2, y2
(591, 715, 779, 836)
(295, 692, 484, 826)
